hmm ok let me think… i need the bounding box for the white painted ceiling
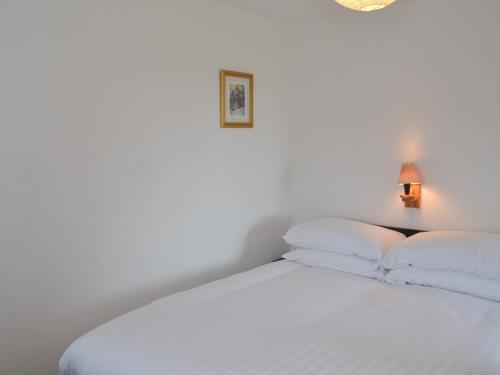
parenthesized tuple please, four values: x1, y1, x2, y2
(210, 0, 334, 23)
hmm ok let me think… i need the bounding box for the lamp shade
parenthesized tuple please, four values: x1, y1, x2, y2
(334, 0, 397, 12)
(398, 163, 421, 185)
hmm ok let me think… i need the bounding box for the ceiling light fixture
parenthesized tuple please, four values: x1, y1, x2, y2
(334, 0, 397, 12)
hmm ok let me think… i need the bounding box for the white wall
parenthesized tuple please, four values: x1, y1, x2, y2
(4, 0, 500, 373)
(288, 0, 500, 232)
(0, 1, 289, 374)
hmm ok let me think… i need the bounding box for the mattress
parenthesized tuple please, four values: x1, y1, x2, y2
(60, 261, 500, 375)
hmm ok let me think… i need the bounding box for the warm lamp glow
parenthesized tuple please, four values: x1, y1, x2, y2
(398, 163, 421, 185)
(334, 0, 397, 12)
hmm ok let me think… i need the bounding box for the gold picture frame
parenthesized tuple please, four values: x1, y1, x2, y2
(220, 70, 253, 128)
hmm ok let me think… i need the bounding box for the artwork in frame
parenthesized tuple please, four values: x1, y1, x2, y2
(220, 70, 253, 128)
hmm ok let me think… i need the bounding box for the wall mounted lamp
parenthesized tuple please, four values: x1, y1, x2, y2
(398, 163, 421, 208)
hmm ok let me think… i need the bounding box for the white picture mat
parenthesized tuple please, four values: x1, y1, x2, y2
(225, 76, 250, 123)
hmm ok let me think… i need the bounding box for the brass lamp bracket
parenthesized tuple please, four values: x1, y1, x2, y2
(400, 184, 421, 208)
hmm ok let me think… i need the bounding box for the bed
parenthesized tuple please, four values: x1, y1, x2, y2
(60, 239, 500, 375)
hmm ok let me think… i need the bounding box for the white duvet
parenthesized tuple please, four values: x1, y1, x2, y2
(60, 261, 500, 375)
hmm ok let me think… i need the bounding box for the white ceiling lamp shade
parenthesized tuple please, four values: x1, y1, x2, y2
(334, 0, 398, 12)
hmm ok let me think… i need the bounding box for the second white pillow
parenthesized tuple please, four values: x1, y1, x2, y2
(382, 231, 500, 280)
(385, 267, 500, 302)
(282, 248, 384, 280)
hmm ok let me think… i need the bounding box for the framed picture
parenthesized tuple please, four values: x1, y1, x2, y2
(220, 70, 253, 128)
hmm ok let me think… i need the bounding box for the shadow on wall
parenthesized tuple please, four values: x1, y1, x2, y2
(57, 215, 290, 367)
(240, 215, 290, 270)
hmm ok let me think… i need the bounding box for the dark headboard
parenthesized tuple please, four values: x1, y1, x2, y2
(379, 226, 425, 238)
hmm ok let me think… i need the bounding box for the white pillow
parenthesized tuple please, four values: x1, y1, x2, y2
(385, 267, 500, 302)
(282, 217, 406, 261)
(283, 248, 384, 280)
(382, 231, 500, 280)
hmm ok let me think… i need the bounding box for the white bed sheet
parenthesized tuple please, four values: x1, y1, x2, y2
(60, 261, 500, 375)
